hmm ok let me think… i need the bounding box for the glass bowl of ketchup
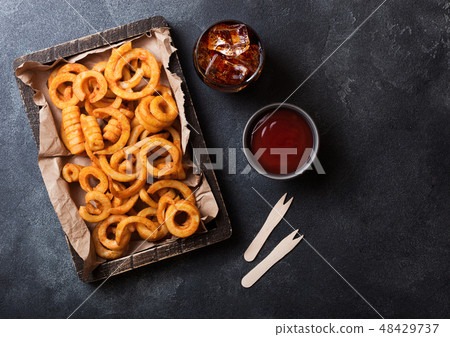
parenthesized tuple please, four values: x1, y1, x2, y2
(193, 20, 265, 92)
(243, 103, 319, 180)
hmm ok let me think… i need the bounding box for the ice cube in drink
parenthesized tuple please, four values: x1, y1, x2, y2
(207, 23, 250, 57)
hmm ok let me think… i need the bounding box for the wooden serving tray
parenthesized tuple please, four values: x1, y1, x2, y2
(13, 16, 232, 282)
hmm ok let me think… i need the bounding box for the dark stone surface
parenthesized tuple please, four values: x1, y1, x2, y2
(1, 0, 449, 318)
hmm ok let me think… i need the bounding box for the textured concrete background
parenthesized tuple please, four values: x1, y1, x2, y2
(1, 0, 449, 318)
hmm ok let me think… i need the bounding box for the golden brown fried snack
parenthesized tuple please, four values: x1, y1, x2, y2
(84, 142, 101, 168)
(58, 63, 89, 75)
(115, 216, 160, 244)
(135, 96, 172, 133)
(165, 200, 200, 238)
(108, 164, 147, 199)
(139, 187, 158, 208)
(80, 114, 104, 152)
(93, 215, 131, 260)
(79, 191, 111, 222)
(62, 163, 84, 183)
(139, 137, 180, 178)
(103, 118, 121, 143)
(157, 194, 175, 225)
(110, 193, 139, 215)
(98, 154, 137, 182)
(106, 47, 161, 100)
(78, 166, 109, 193)
(147, 180, 195, 205)
(92, 107, 130, 155)
(96, 214, 134, 251)
(49, 73, 80, 109)
(61, 106, 85, 154)
(137, 207, 169, 241)
(150, 93, 178, 124)
(73, 70, 108, 103)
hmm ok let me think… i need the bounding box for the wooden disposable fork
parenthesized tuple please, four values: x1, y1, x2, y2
(242, 229, 303, 288)
(244, 193, 294, 262)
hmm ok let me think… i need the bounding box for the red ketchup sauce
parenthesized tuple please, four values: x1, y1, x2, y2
(250, 109, 314, 175)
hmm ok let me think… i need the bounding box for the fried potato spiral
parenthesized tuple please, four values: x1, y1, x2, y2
(116, 216, 161, 245)
(62, 163, 84, 183)
(62, 106, 85, 154)
(93, 215, 131, 260)
(49, 73, 80, 109)
(106, 47, 161, 100)
(78, 166, 109, 193)
(80, 114, 104, 151)
(165, 200, 200, 238)
(92, 107, 130, 155)
(79, 191, 111, 222)
(73, 70, 108, 103)
(140, 137, 180, 178)
(147, 180, 196, 205)
(150, 93, 178, 123)
(103, 118, 121, 143)
(137, 207, 169, 241)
